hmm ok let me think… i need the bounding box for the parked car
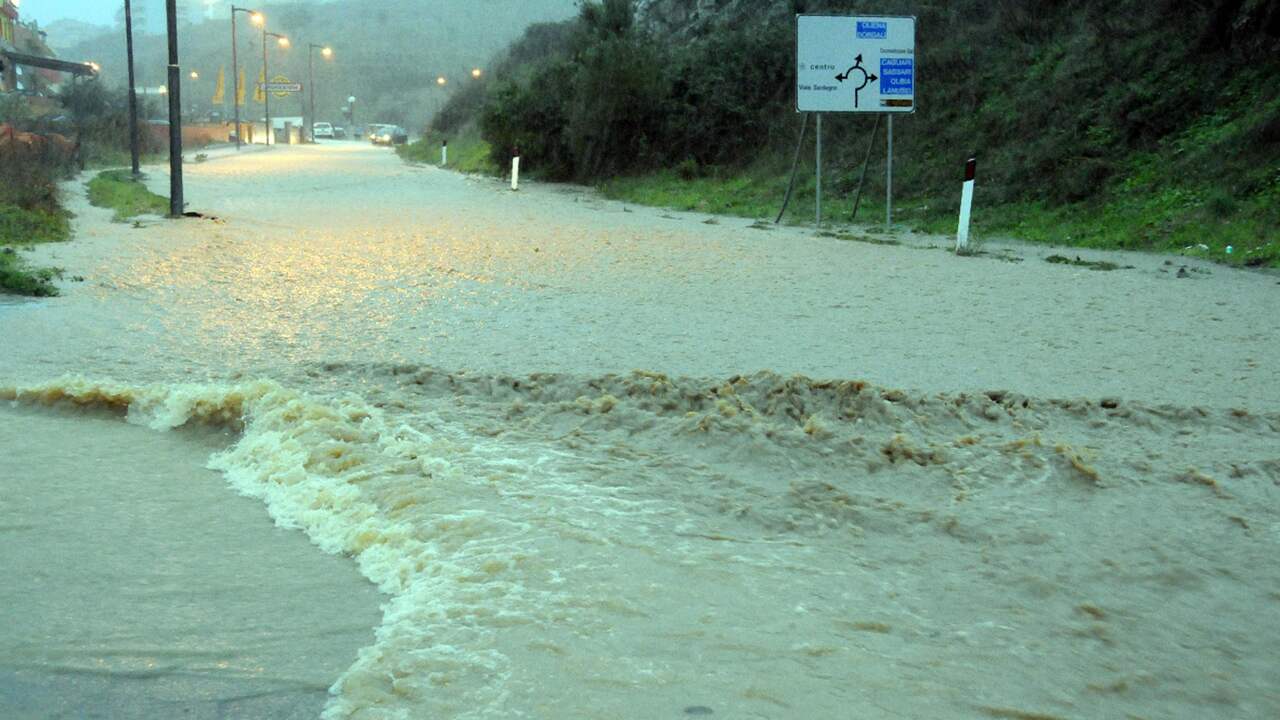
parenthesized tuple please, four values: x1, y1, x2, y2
(313, 122, 335, 139)
(371, 125, 408, 146)
(333, 126, 347, 139)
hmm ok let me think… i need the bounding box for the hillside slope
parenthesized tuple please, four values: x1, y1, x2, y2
(58, 0, 578, 130)
(421, 0, 1280, 265)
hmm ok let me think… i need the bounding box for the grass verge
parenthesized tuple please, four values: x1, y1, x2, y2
(602, 164, 1280, 269)
(87, 169, 169, 221)
(601, 157, 814, 224)
(0, 204, 71, 296)
(398, 125, 498, 175)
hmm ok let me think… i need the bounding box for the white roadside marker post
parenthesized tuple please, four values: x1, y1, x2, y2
(511, 147, 520, 191)
(956, 157, 977, 253)
(441, 139, 447, 166)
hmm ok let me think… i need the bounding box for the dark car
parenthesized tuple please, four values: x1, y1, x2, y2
(370, 125, 408, 146)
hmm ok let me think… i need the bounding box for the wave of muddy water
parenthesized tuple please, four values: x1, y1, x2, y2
(3, 146, 1279, 718)
(4, 368, 1278, 719)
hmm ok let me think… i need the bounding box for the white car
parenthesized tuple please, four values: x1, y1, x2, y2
(313, 122, 335, 139)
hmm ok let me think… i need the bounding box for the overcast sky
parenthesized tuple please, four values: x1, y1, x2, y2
(20, 1, 328, 27)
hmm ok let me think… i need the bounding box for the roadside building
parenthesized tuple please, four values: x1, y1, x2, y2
(1, 2, 97, 96)
(1, 0, 18, 91)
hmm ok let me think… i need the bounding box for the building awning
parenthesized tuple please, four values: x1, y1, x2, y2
(1, 50, 97, 77)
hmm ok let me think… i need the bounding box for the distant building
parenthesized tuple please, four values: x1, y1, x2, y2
(1, 2, 97, 96)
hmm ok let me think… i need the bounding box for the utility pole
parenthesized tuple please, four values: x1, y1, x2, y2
(308, 46, 314, 142)
(260, 30, 289, 145)
(262, 25, 270, 146)
(307, 44, 332, 143)
(231, 7, 239, 148)
(124, 0, 140, 177)
(230, 8, 262, 146)
(165, 0, 183, 216)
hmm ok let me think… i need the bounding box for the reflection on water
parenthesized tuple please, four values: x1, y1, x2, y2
(0, 403, 382, 720)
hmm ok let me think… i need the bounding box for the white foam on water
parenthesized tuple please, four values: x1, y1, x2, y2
(6, 373, 1280, 719)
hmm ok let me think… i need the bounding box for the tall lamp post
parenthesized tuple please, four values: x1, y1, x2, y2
(229, 6, 262, 149)
(307, 44, 332, 142)
(164, 0, 182, 217)
(262, 30, 289, 145)
(188, 70, 198, 119)
(124, 0, 140, 177)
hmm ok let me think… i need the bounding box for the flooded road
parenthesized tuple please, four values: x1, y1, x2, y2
(3, 143, 1279, 719)
(4, 143, 1278, 404)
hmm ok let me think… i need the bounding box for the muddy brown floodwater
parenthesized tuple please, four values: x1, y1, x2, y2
(2, 143, 1278, 719)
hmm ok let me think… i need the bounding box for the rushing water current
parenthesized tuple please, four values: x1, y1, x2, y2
(2, 145, 1279, 719)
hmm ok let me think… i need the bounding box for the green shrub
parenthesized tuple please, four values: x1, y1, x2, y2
(481, 58, 576, 178)
(57, 81, 164, 166)
(0, 204, 72, 245)
(87, 170, 169, 220)
(0, 249, 61, 296)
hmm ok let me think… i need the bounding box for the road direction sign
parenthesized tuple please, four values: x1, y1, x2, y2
(259, 75, 302, 97)
(796, 15, 916, 113)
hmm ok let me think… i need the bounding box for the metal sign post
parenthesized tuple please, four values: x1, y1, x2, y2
(815, 113, 822, 225)
(887, 115, 893, 227)
(796, 15, 916, 227)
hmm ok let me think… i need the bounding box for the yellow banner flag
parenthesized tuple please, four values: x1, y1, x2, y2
(237, 67, 246, 107)
(254, 67, 266, 104)
(211, 66, 226, 105)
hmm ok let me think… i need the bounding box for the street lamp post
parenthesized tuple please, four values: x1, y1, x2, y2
(263, 30, 288, 146)
(164, 0, 183, 217)
(124, 0, 140, 177)
(307, 43, 332, 142)
(188, 70, 199, 119)
(229, 7, 261, 149)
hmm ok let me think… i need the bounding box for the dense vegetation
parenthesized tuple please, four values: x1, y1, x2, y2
(416, 0, 1280, 266)
(0, 82, 168, 295)
(1, 99, 71, 295)
(0, 155, 66, 294)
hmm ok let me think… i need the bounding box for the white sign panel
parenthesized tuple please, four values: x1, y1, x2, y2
(796, 15, 916, 113)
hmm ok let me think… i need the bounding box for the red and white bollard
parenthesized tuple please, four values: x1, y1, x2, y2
(956, 157, 976, 252)
(511, 147, 520, 191)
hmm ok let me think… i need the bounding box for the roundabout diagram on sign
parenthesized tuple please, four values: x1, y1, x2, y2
(795, 15, 915, 113)
(834, 54, 877, 108)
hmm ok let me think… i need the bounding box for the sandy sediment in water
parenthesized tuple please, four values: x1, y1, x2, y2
(5, 368, 1277, 719)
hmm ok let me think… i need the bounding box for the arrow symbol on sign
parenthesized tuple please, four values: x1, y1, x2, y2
(835, 54, 864, 82)
(834, 54, 878, 108)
